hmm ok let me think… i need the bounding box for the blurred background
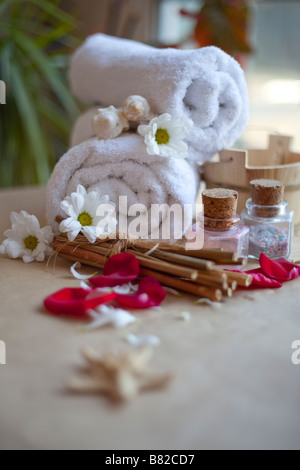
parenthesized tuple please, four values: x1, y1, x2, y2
(1, 0, 300, 187)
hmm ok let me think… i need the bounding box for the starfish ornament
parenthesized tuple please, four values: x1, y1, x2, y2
(66, 346, 172, 402)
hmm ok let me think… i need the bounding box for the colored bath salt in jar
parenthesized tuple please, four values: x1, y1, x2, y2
(193, 188, 249, 259)
(241, 179, 294, 259)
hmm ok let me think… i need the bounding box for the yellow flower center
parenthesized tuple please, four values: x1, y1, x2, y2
(155, 128, 170, 145)
(78, 212, 93, 226)
(23, 235, 38, 251)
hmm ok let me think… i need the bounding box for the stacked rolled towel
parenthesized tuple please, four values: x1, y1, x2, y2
(47, 134, 199, 237)
(69, 33, 249, 162)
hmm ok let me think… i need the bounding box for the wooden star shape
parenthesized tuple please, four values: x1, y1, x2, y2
(66, 346, 172, 402)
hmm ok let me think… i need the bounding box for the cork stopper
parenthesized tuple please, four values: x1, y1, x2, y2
(202, 188, 238, 219)
(250, 179, 285, 206)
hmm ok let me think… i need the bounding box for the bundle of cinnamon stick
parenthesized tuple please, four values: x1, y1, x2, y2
(52, 218, 252, 302)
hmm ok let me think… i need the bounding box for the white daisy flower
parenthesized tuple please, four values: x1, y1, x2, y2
(138, 113, 193, 159)
(59, 185, 117, 244)
(0, 211, 54, 263)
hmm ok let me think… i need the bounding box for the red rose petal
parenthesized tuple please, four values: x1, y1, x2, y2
(230, 255, 300, 289)
(259, 253, 289, 282)
(44, 288, 116, 317)
(89, 253, 140, 288)
(115, 277, 167, 309)
(247, 270, 282, 289)
(260, 253, 300, 282)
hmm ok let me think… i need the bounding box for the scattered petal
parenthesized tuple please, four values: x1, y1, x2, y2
(259, 253, 300, 282)
(116, 277, 167, 309)
(71, 262, 97, 280)
(86, 305, 136, 330)
(245, 269, 282, 289)
(164, 286, 181, 297)
(196, 299, 222, 308)
(44, 288, 116, 318)
(85, 287, 113, 299)
(80, 281, 91, 290)
(176, 311, 191, 321)
(144, 243, 160, 256)
(89, 253, 140, 288)
(113, 284, 133, 294)
(126, 334, 161, 347)
(228, 254, 300, 289)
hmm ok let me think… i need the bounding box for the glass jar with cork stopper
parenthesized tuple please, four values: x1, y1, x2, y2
(196, 188, 249, 259)
(241, 179, 294, 259)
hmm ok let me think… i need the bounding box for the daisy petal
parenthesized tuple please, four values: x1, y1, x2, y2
(71, 262, 97, 280)
(82, 226, 98, 244)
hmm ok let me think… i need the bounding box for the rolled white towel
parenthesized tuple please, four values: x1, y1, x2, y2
(47, 134, 200, 238)
(69, 33, 249, 162)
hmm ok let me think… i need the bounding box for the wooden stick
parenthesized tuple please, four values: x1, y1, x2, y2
(155, 243, 240, 262)
(54, 252, 105, 270)
(140, 249, 215, 271)
(230, 281, 238, 291)
(131, 252, 199, 281)
(217, 270, 252, 287)
(223, 288, 233, 298)
(139, 268, 223, 302)
(52, 243, 107, 268)
(193, 272, 228, 290)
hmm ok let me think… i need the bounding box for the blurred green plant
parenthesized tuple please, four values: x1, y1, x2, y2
(0, 0, 80, 187)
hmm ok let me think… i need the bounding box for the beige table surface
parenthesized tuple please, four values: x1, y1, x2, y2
(0, 186, 300, 450)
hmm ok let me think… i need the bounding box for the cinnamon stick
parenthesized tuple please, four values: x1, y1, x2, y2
(217, 270, 252, 287)
(52, 242, 107, 268)
(139, 268, 223, 302)
(142, 249, 215, 271)
(193, 272, 228, 290)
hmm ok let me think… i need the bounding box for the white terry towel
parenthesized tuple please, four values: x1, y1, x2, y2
(47, 133, 199, 238)
(69, 33, 249, 162)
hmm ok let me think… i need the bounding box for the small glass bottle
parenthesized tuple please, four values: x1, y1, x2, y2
(195, 188, 249, 259)
(241, 179, 294, 259)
